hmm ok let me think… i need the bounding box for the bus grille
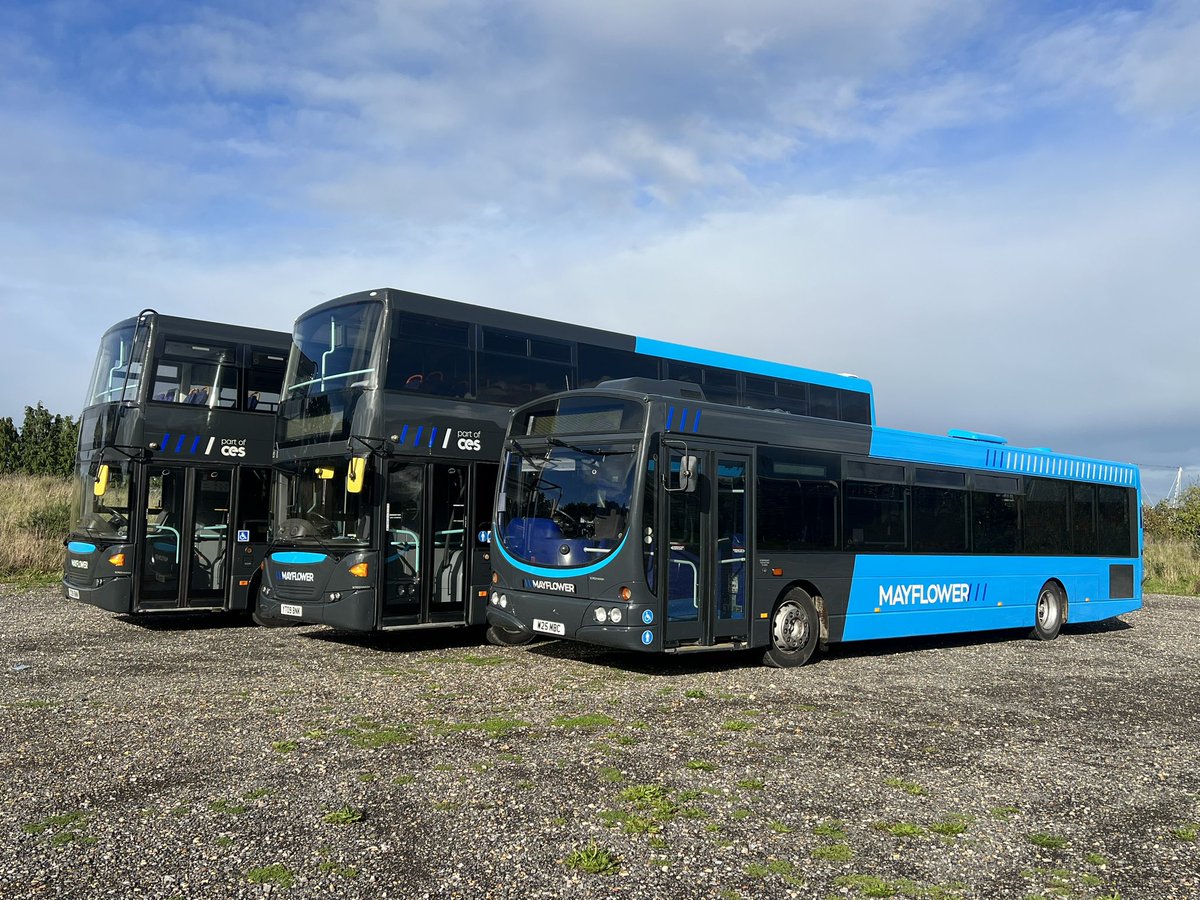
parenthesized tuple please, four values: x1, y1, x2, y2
(273, 581, 319, 601)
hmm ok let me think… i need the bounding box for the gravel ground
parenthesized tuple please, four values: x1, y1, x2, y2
(1, 585, 1198, 900)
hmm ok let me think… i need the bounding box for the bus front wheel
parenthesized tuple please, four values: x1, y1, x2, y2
(763, 589, 819, 668)
(1031, 581, 1065, 641)
(486, 624, 533, 647)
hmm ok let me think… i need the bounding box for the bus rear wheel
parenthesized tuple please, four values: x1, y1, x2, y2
(763, 589, 819, 668)
(486, 624, 533, 647)
(1031, 581, 1065, 641)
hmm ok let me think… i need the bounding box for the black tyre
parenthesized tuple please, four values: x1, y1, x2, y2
(762, 588, 820, 668)
(1031, 581, 1065, 641)
(486, 624, 533, 647)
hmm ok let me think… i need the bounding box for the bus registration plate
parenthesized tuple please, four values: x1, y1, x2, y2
(533, 618, 565, 636)
(280, 604, 303, 618)
(67, 587, 80, 600)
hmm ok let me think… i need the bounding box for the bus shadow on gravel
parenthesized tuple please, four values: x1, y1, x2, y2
(520, 616, 1137, 676)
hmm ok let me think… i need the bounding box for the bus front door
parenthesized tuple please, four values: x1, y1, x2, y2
(662, 449, 751, 647)
(137, 466, 233, 610)
(382, 461, 469, 627)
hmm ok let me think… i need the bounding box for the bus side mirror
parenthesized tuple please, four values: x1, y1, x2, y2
(93, 464, 110, 497)
(678, 455, 698, 493)
(346, 456, 367, 494)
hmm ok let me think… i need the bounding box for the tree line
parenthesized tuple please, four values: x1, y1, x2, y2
(0, 404, 79, 478)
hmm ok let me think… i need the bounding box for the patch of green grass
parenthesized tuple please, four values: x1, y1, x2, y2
(874, 821, 924, 838)
(393, 774, 416, 786)
(990, 805, 1020, 819)
(323, 806, 364, 825)
(598, 766, 623, 783)
(461, 654, 508, 666)
(813, 843, 854, 862)
(620, 784, 671, 806)
(563, 841, 620, 875)
(722, 719, 754, 731)
(737, 778, 765, 791)
(768, 820, 795, 834)
(684, 689, 708, 698)
(1171, 823, 1199, 842)
(1085, 852, 1108, 866)
(686, 759, 717, 771)
(24, 810, 94, 845)
(242, 788, 272, 800)
(338, 722, 411, 749)
(247, 864, 295, 888)
(1027, 832, 1069, 850)
(551, 713, 617, 728)
(813, 819, 847, 839)
(930, 815, 971, 837)
(884, 776, 927, 796)
(50, 831, 96, 847)
(208, 798, 248, 816)
(270, 739, 298, 753)
(731, 808, 752, 821)
(318, 860, 358, 878)
(834, 874, 895, 897)
(215, 836, 234, 849)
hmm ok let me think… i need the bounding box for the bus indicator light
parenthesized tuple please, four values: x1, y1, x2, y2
(349, 562, 369, 578)
(107, 552, 125, 567)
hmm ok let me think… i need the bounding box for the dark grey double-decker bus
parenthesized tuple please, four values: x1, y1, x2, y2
(486, 380, 1142, 666)
(258, 288, 872, 633)
(63, 310, 289, 615)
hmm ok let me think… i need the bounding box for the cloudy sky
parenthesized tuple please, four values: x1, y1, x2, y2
(1, 0, 1197, 499)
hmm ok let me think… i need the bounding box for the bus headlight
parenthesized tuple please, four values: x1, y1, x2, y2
(593, 608, 607, 623)
(608, 607, 623, 624)
(491, 592, 500, 606)
(499, 594, 508, 608)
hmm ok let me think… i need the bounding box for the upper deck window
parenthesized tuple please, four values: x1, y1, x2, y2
(285, 301, 382, 397)
(150, 340, 238, 409)
(479, 327, 572, 404)
(384, 313, 471, 398)
(86, 325, 146, 406)
(247, 348, 287, 413)
(578, 346, 659, 388)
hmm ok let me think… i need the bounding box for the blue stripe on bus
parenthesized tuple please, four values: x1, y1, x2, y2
(870, 427, 1140, 487)
(495, 533, 629, 578)
(175, 434, 186, 453)
(414, 426, 424, 447)
(400, 424, 409, 445)
(429, 426, 438, 448)
(679, 408, 689, 432)
(190, 435, 201, 454)
(666, 406, 675, 431)
(270, 551, 327, 564)
(633, 336, 874, 400)
(692, 409, 701, 433)
(68, 541, 96, 554)
(840, 554, 1141, 642)
(161, 433, 170, 449)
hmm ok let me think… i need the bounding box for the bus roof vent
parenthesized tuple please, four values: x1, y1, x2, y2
(947, 428, 1008, 445)
(596, 377, 706, 401)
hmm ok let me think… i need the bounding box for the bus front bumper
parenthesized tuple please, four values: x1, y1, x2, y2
(256, 588, 376, 632)
(62, 576, 133, 614)
(486, 592, 656, 652)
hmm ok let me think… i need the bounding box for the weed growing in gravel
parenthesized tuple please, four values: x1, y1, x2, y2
(990, 805, 1020, 819)
(1171, 823, 1199, 841)
(599, 766, 623, 783)
(461, 654, 508, 666)
(813, 843, 855, 862)
(1027, 832, 1069, 850)
(768, 820, 795, 834)
(834, 873, 965, 898)
(322, 806, 364, 825)
(722, 719, 754, 731)
(337, 722, 411, 749)
(215, 836, 234, 849)
(686, 759, 717, 771)
(551, 713, 617, 728)
(737, 778, 765, 791)
(731, 809, 752, 821)
(745, 859, 801, 879)
(242, 788, 271, 800)
(271, 739, 298, 753)
(208, 798, 248, 815)
(247, 864, 295, 888)
(563, 842, 620, 875)
(873, 821, 924, 838)
(1085, 852, 1108, 866)
(318, 860, 358, 879)
(684, 689, 707, 698)
(813, 819, 848, 839)
(393, 774, 416, 785)
(884, 776, 928, 796)
(930, 814, 972, 837)
(23, 810, 94, 846)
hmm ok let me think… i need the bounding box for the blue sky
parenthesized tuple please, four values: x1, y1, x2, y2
(2, 0, 1197, 499)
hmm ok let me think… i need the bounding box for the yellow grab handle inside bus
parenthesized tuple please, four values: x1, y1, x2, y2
(346, 456, 367, 494)
(93, 464, 110, 497)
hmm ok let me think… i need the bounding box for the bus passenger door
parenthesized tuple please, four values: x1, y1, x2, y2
(661, 448, 751, 647)
(382, 461, 468, 625)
